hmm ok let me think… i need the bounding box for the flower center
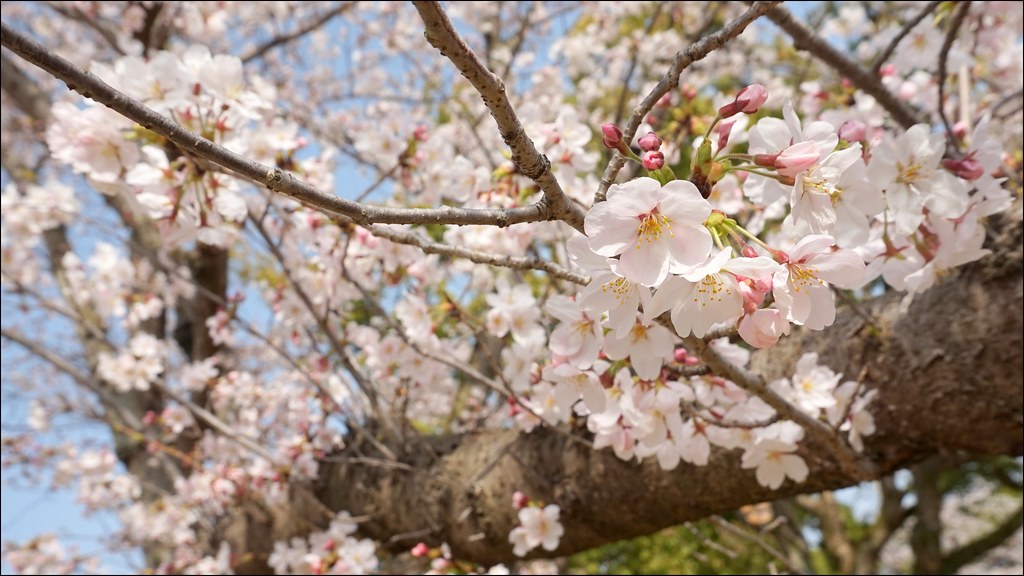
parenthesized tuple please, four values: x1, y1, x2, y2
(896, 162, 924, 185)
(635, 210, 672, 248)
(692, 274, 731, 306)
(788, 264, 824, 292)
(600, 276, 632, 301)
(629, 323, 649, 344)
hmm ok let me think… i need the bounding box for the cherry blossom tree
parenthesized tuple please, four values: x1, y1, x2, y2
(1, 1, 1021, 574)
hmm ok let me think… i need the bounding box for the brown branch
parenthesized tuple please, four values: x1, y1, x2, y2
(764, 5, 924, 130)
(709, 515, 804, 575)
(911, 457, 945, 574)
(683, 334, 876, 482)
(247, 214, 386, 417)
(871, 1, 943, 73)
(0, 51, 52, 123)
(936, 2, 971, 154)
(43, 1, 125, 56)
(242, 2, 357, 63)
(413, 1, 586, 233)
(595, 1, 781, 202)
(795, 492, 856, 573)
(0, 22, 554, 229)
(941, 502, 1024, 574)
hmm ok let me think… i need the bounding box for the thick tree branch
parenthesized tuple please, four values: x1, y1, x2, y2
(765, 5, 924, 130)
(596, 1, 782, 202)
(0, 22, 555, 229)
(313, 214, 1022, 564)
(413, 1, 586, 233)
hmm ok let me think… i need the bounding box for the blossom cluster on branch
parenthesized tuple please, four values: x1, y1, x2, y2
(0, 1, 1021, 574)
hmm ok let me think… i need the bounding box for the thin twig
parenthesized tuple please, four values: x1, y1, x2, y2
(242, 2, 357, 63)
(871, 1, 943, 73)
(936, 2, 972, 154)
(710, 515, 804, 575)
(595, 1, 782, 203)
(157, 384, 277, 463)
(247, 213, 388, 421)
(765, 5, 923, 130)
(43, 1, 125, 56)
(682, 334, 876, 481)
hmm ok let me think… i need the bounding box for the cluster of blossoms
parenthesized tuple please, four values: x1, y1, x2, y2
(1, 1, 1019, 572)
(0, 181, 78, 287)
(507, 82, 1003, 486)
(267, 513, 378, 575)
(1, 534, 95, 575)
(46, 45, 335, 248)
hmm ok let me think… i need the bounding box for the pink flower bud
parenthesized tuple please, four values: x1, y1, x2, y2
(716, 119, 736, 151)
(656, 93, 672, 108)
(411, 543, 430, 558)
(774, 141, 820, 177)
(735, 84, 768, 113)
(143, 410, 157, 426)
(673, 348, 689, 362)
(838, 120, 867, 143)
(879, 64, 897, 77)
(637, 132, 663, 152)
(413, 125, 429, 142)
(601, 123, 623, 149)
(741, 245, 759, 258)
(642, 150, 665, 170)
(512, 491, 529, 509)
(736, 277, 769, 315)
(942, 156, 985, 181)
(719, 84, 769, 118)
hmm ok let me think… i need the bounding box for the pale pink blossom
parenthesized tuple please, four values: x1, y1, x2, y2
(773, 235, 865, 331)
(741, 437, 809, 489)
(738, 308, 791, 349)
(602, 319, 675, 380)
(650, 248, 781, 338)
(585, 177, 712, 287)
(512, 505, 564, 555)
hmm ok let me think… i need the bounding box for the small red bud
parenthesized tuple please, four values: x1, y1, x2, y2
(942, 156, 984, 181)
(601, 123, 623, 150)
(512, 490, 529, 509)
(637, 132, 663, 152)
(642, 150, 665, 170)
